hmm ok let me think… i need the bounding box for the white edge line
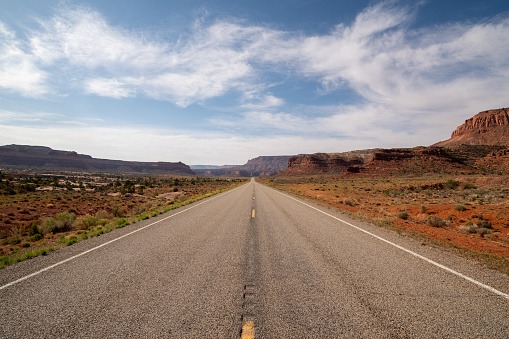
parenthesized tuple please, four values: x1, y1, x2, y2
(266, 185, 509, 300)
(0, 184, 246, 291)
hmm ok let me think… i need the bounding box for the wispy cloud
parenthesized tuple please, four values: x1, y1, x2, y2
(0, 22, 48, 97)
(0, 110, 59, 123)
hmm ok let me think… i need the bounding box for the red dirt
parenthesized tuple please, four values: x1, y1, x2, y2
(266, 175, 509, 259)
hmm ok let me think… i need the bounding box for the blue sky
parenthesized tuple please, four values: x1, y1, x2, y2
(1, 0, 508, 165)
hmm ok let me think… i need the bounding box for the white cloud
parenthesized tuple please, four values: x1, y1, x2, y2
(85, 78, 136, 98)
(241, 94, 285, 110)
(0, 22, 48, 97)
(28, 8, 259, 106)
(285, 2, 509, 116)
(0, 110, 59, 123)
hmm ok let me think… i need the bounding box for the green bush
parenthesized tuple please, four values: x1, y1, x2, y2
(40, 212, 76, 234)
(75, 215, 98, 230)
(8, 237, 21, 245)
(66, 235, 78, 246)
(28, 234, 43, 242)
(114, 217, 129, 229)
(454, 205, 466, 211)
(28, 222, 41, 237)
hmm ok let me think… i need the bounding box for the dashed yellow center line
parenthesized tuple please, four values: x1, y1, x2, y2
(241, 321, 255, 339)
(251, 209, 255, 218)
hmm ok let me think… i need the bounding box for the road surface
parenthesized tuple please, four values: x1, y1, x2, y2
(1, 179, 508, 337)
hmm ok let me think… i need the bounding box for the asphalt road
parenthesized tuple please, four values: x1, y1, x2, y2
(1, 179, 508, 338)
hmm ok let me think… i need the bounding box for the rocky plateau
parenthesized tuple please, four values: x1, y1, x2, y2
(0, 145, 195, 175)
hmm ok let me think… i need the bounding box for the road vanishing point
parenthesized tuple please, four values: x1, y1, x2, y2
(1, 178, 508, 337)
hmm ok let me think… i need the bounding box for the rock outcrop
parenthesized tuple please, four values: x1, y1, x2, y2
(194, 155, 292, 177)
(434, 108, 509, 146)
(279, 150, 377, 176)
(0, 145, 196, 175)
(278, 145, 509, 176)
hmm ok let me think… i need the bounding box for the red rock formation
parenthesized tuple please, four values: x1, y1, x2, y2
(193, 155, 292, 177)
(434, 108, 509, 146)
(279, 150, 376, 176)
(278, 145, 509, 177)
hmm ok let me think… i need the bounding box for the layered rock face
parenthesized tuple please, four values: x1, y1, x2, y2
(279, 145, 509, 176)
(434, 108, 509, 146)
(279, 150, 376, 176)
(0, 145, 196, 175)
(194, 155, 292, 177)
(239, 155, 292, 176)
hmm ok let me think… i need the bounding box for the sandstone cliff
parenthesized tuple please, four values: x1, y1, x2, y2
(0, 145, 196, 175)
(279, 150, 377, 176)
(434, 108, 509, 146)
(194, 155, 292, 177)
(279, 145, 509, 176)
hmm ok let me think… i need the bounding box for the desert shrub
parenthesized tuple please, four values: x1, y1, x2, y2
(398, 212, 410, 220)
(21, 242, 30, 248)
(40, 212, 76, 234)
(40, 217, 57, 234)
(454, 205, 466, 211)
(427, 216, 447, 227)
(115, 217, 129, 229)
(476, 220, 492, 229)
(476, 227, 490, 237)
(28, 234, 43, 242)
(8, 237, 21, 245)
(344, 199, 357, 207)
(55, 212, 75, 231)
(95, 210, 112, 220)
(66, 235, 78, 246)
(75, 215, 98, 230)
(444, 179, 460, 190)
(420, 205, 427, 214)
(28, 222, 41, 236)
(462, 182, 476, 190)
(112, 204, 125, 217)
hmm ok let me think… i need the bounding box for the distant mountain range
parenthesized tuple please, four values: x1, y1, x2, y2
(0, 145, 195, 175)
(0, 145, 293, 177)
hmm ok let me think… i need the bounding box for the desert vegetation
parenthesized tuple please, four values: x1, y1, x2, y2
(0, 171, 247, 268)
(261, 174, 509, 274)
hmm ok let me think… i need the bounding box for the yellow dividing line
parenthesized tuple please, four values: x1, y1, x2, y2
(241, 321, 255, 339)
(251, 209, 255, 218)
